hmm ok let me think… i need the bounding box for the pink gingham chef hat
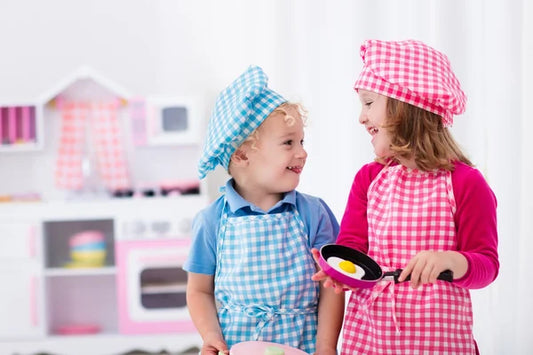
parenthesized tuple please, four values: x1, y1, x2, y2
(354, 39, 466, 126)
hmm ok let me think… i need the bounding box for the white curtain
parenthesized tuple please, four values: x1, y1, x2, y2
(517, 1, 533, 352)
(272, 0, 528, 353)
(194, 1, 530, 351)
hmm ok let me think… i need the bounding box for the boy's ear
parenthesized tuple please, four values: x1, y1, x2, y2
(230, 149, 249, 166)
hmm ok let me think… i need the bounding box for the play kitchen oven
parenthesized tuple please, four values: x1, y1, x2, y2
(115, 216, 195, 334)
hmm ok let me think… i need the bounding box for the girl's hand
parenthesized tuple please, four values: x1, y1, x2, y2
(311, 248, 347, 294)
(200, 331, 228, 355)
(398, 250, 466, 289)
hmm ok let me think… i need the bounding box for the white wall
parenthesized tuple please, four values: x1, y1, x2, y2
(517, 0, 533, 351)
(0, 0, 531, 352)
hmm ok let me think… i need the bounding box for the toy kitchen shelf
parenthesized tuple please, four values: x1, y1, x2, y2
(0, 103, 43, 152)
(0, 196, 206, 355)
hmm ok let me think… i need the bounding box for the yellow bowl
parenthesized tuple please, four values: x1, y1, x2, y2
(70, 250, 106, 264)
(64, 260, 106, 268)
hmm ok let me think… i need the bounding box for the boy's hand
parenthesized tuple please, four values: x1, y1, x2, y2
(201, 330, 228, 355)
(314, 348, 338, 355)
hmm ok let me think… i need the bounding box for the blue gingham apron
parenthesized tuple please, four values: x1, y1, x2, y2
(214, 200, 318, 353)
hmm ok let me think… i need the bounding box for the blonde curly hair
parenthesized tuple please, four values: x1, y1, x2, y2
(243, 102, 307, 150)
(228, 102, 307, 175)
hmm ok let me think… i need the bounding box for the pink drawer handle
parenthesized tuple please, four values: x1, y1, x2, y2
(138, 255, 182, 264)
(30, 276, 38, 327)
(27, 225, 36, 258)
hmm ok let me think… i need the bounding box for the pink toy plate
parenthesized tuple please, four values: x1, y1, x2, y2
(55, 323, 100, 335)
(230, 341, 309, 355)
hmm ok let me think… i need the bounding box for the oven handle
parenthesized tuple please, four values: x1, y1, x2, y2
(137, 255, 183, 264)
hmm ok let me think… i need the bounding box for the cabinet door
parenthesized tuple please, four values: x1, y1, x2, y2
(0, 265, 45, 339)
(0, 221, 40, 262)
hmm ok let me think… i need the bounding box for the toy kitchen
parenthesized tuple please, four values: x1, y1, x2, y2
(0, 67, 209, 355)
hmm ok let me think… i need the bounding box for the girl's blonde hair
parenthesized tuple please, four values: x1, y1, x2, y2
(382, 98, 472, 171)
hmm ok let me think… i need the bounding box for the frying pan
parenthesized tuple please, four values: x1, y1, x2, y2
(318, 244, 453, 289)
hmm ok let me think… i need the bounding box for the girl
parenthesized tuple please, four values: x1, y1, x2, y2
(313, 40, 499, 354)
(185, 65, 344, 355)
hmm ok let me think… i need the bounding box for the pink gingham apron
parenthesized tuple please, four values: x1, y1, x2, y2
(341, 164, 476, 354)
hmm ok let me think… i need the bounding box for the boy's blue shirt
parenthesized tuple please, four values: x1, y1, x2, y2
(183, 179, 339, 274)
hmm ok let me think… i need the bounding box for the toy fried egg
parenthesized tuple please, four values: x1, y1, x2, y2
(326, 256, 365, 279)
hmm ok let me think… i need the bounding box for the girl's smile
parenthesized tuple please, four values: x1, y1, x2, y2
(358, 89, 392, 159)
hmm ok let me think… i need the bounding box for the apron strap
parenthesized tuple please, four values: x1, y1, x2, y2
(220, 303, 317, 340)
(365, 280, 401, 334)
(214, 197, 230, 279)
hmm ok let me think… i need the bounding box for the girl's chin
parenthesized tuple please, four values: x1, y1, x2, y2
(374, 148, 392, 159)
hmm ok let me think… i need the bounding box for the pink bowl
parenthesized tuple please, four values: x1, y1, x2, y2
(69, 230, 105, 247)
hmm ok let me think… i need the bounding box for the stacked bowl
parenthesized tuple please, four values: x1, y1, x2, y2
(66, 230, 107, 268)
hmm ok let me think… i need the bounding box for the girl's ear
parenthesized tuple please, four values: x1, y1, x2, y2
(230, 148, 249, 166)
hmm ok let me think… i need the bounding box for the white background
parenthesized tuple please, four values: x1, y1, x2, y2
(0, 0, 531, 353)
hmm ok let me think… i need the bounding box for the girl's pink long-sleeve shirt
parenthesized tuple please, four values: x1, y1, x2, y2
(336, 161, 499, 289)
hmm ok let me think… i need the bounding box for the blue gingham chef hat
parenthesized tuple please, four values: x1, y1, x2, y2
(198, 65, 286, 178)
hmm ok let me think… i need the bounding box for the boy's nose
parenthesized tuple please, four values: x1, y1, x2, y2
(297, 146, 308, 159)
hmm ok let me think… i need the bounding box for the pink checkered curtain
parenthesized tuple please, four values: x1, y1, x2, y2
(91, 101, 131, 190)
(55, 101, 89, 189)
(55, 100, 131, 191)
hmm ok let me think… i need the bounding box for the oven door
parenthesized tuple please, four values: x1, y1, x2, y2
(116, 238, 195, 334)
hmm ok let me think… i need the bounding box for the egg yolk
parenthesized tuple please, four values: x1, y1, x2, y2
(339, 260, 356, 274)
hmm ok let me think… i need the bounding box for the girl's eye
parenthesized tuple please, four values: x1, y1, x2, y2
(364, 101, 373, 107)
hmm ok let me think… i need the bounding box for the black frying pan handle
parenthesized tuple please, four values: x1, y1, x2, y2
(389, 269, 454, 283)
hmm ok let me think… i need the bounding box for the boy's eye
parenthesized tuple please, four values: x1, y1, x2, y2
(284, 140, 293, 145)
